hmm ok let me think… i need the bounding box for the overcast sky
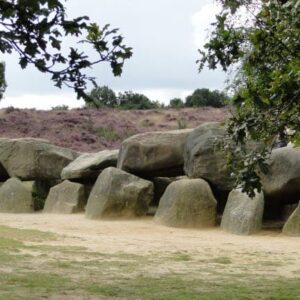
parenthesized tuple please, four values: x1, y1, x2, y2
(0, 0, 225, 109)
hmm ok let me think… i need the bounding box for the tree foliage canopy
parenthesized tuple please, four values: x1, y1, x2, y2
(199, 0, 300, 196)
(118, 91, 158, 110)
(185, 88, 227, 108)
(0, 0, 132, 100)
(169, 98, 184, 108)
(88, 85, 117, 108)
(87, 86, 160, 110)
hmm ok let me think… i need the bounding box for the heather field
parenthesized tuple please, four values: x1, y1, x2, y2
(0, 107, 227, 152)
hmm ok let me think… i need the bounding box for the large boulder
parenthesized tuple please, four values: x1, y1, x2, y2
(221, 189, 264, 235)
(282, 202, 300, 236)
(117, 129, 193, 178)
(61, 150, 118, 181)
(154, 178, 217, 228)
(259, 147, 300, 203)
(44, 180, 86, 214)
(85, 167, 154, 219)
(184, 122, 234, 191)
(0, 178, 34, 213)
(0, 138, 79, 180)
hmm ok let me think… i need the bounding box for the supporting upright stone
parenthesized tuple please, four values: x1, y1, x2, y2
(154, 178, 217, 228)
(282, 202, 300, 237)
(221, 189, 264, 235)
(85, 167, 154, 219)
(44, 180, 86, 214)
(0, 178, 34, 213)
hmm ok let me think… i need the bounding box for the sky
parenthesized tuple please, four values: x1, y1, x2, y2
(0, 0, 225, 109)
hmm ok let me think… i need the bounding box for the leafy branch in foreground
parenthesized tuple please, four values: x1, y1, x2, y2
(199, 0, 300, 196)
(0, 0, 132, 100)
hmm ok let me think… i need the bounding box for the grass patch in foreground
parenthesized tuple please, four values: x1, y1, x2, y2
(0, 225, 299, 299)
(0, 225, 56, 243)
(84, 276, 300, 300)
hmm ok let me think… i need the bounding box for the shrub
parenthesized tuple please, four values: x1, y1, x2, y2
(118, 91, 158, 110)
(4, 106, 18, 114)
(141, 119, 155, 127)
(95, 126, 120, 142)
(51, 105, 69, 111)
(185, 88, 227, 108)
(87, 86, 117, 108)
(177, 118, 187, 129)
(169, 98, 184, 108)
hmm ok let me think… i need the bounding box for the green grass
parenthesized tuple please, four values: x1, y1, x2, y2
(209, 256, 232, 264)
(0, 225, 56, 242)
(170, 251, 193, 261)
(0, 225, 299, 299)
(95, 126, 121, 142)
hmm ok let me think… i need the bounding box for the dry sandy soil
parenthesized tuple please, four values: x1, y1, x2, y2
(1, 213, 300, 278)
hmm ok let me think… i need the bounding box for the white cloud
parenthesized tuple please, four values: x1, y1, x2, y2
(136, 89, 193, 105)
(0, 89, 193, 109)
(0, 94, 84, 110)
(1, 1, 227, 109)
(191, 2, 222, 49)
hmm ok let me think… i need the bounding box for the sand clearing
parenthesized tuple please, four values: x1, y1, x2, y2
(0, 213, 300, 278)
(0, 213, 299, 254)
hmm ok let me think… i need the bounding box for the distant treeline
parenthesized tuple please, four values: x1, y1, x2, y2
(84, 86, 229, 110)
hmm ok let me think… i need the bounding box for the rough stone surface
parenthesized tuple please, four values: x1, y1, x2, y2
(61, 149, 118, 180)
(0, 138, 79, 180)
(259, 147, 300, 202)
(184, 122, 234, 191)
(282, 202, 300, 236)
(117, 129, 193, 178)
(0, 178, 34, 213)
(44, 180, 85, 214)
(85, 167, 153, 219)
(154, 178, 217, 228)
(221, 189, 264, 235)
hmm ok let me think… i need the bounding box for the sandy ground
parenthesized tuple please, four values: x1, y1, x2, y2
(0, 213, 299, 255)
(1, 213, 300, 280)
